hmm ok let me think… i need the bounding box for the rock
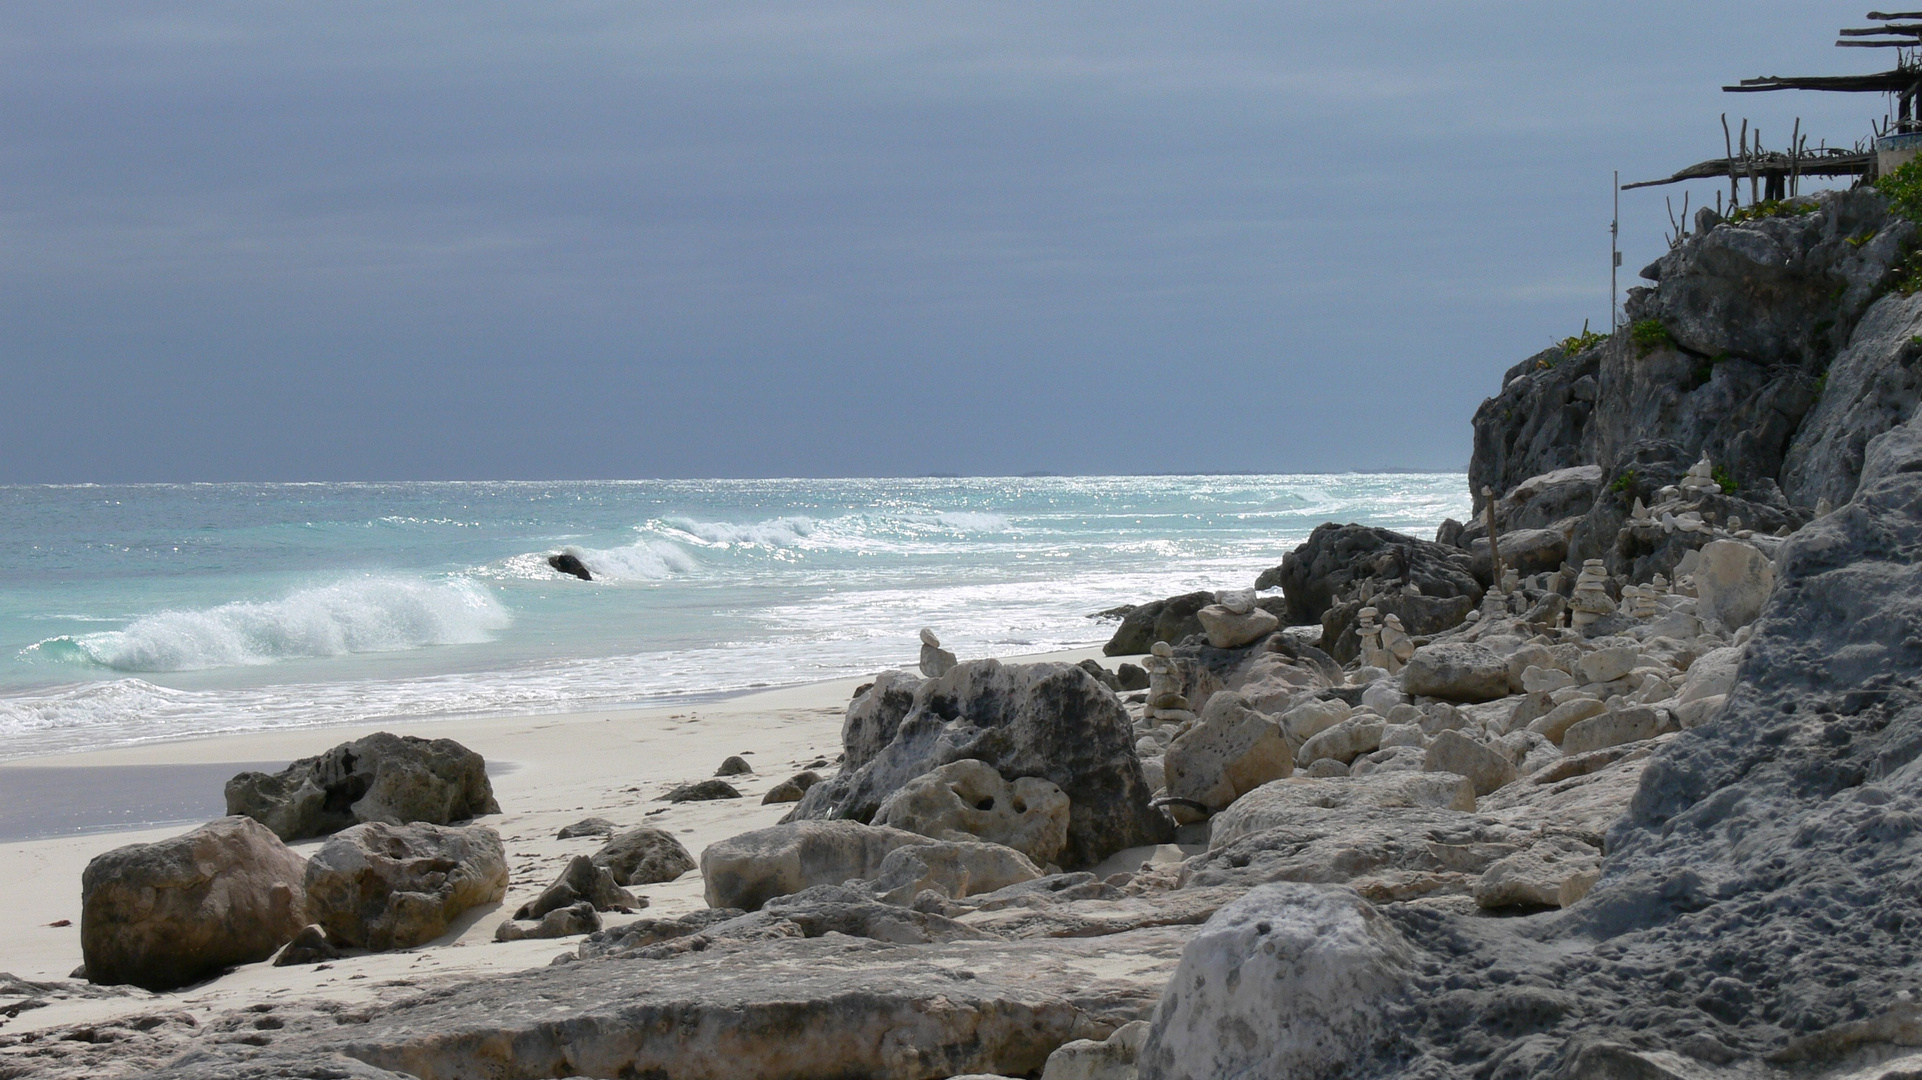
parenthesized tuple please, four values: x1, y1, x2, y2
(224, 732, 500, 842)
(1195, 604, 1279, 648)
(592, 826, 696, 886)
(789, 660, 1171, 868)
(494, 901, 601, 942)
(80, 816, 308, 990)
(1102, 591, 1215, 655)
(665, 779, 742, 802)
(548, 552, 592, 580)
(1296, 714, 1386, 767)
(1322, 592, 1477, 665)
(1262, 523, 1482, 630)
(1781, 290, 1922, 507)
(1161, 692, 1294, 814)
(1473, 836, 1604, 910)
(515, 855, 638, 919)
(1042, 1020, 1149, 1080)
(864, 840, 1044, 905)
(874, 759, 1070, 865)
(842, 670, 925, 771)
(1115, 662, 1150, 691)
(1422, 730, 1517, 796)
(1467, 526, 1569, 580)
(555, 817, 617, 839)
(1400, 643, 1511, 702)
(921, 645, 959, 679)
(304, 821, 507, 951)
(1575, 644, 1641, 685)
(714, 755, 753, 776)
(1521, 666, 1576, 693)
(271, 923, 340, 967)
(761, 770, 823, 804)
(1693, 539, 1776, 630)
(1561, 705, 1670, 756)
(1208, 773, 1478, 847)
(1135, 883, 1414, 1080)
(699, 820, 928, 911)
(1278, 697, 1351, 747)
(1526, 696, 1608, 744)
(1076, 658, 1123, 691)
(1490, 465, 1604, 532)
(1677, 645, 1742, 704)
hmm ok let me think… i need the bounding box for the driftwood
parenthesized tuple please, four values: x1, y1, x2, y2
(1623, 150, 1870, 191)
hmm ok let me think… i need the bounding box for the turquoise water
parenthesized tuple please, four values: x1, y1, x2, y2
(0, 476, 1468, 760)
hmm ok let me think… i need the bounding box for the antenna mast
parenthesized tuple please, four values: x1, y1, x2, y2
(1611, 171, 1622, 328)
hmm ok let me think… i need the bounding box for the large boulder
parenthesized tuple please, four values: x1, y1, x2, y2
(80, 816, 307, 991)
(1161, 692, 1294, 814)
(874, 759, 1070, 865)
(843, 670, 925, 771)
(1781, 290, 1922, 507)
(1135, 883, 1415, 1080)
(863, 840, 1044, 905)
(700, 820, 927, 911)
(304, 821, 508, 951)
(1400, 643, 1511, 702)
(1101, 592, 1215, 655)
(591, 826, 697, 886)
(1195, 603, 1279, 649)
(789, 660, 1172, 868)
(1692, 539, 1776, 630)
(1208, 773, 1478, 848)
(1421, 730, 1517, 796)
(1261, 523, 1483, 630)
(225, 732, 500, 842)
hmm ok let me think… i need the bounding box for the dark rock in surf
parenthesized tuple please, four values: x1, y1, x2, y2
(548, 553, 592, 580)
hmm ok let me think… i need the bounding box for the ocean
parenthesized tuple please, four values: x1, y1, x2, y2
(0, 475, 1468, 761)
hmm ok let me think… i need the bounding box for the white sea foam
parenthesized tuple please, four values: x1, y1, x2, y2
(661, 515, 817, 548)
(568, 540, 700, 580)
(26, 576, 509, 672)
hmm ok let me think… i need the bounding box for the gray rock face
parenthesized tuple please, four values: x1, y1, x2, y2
(1781, 290, 1922, 508)
(514, 854, 637, 919)
(1401, 643, 1511, 702)
(1195, 603, 1279, 648)
(494, 901, 600, 941)
(1422, 730, 1516, 796)
(80, 816, 307, 990)
(1161, 692, 1294, 813)
(699, 820, 928, 911)
(303, 821, 508, 951)
(224, 732, 500, 842)
(842, 669, 925, 770)
(1136, 884, 1414, 1080)
(790, 660, 1172, 868)
(591, 825, 696, 886)
(1101, 591, 1215, 655)
(1264, 523, 1483, 631)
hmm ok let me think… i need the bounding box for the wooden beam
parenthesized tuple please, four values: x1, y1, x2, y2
(1837, 39, 1922, 47)
(1868, 10, 1922, 18)
(1726, 72, 1917, 92)
(1622, 152, 1873, 190)
(1840, 24, 1922, 34)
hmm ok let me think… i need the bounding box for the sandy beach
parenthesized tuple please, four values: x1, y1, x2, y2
(0, 645, 1153, 1033)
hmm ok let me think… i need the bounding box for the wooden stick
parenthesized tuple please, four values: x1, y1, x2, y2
(1481, 486, 1504, 587)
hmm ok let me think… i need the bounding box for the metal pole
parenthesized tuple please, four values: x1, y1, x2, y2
(1611, 171, 1621, 329)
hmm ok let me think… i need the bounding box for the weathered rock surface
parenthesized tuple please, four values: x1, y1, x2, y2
(1422, 729, 1516, 796)
(1401, 643, 1510, 702)
(1263, 523, 1483, 631)
(699, 820, 927, 911)
(271, 922, 341, 966)
(493, 900, 600, 942)
(1781, 289, 1922, 507)
(863, 840, 1043, 905)
(224, 732, 500, 842)
(1693, 538, 1776, 630)
(875, 758, 1071, 865)
(1101, 591, 1215, 655)
(591, 825, 696, 886)
(514, 854, 637, 919)
(790, 660, 1171, 867)
(1160, 692, 1293, 814)
(555, 816, 616, 839)
(1195, 603, 1278, 648)
(80, 816, 307, 990)
(665, 779, 742, 802)
(1136, 884, 1414, 1080)
(1208, 773, 1478, 848)
(304, 822, 508, 951)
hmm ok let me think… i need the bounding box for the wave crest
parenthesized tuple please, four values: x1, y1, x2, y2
(661, 515, 817, 548)
(26, 576, 510, 672)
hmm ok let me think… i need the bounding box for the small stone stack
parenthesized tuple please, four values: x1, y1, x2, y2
(1143, 641, 1193, 724)
(1569, 560, 1616, 631)
(1679, 455, 1721, 498)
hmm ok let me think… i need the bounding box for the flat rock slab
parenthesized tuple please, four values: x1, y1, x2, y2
(122, 929, 1193, 1080)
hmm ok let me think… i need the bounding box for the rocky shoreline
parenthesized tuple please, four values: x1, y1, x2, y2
(8, 185, 1922, 1078)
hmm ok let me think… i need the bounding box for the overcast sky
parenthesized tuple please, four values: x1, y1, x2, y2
(0, 2, 1884, 481)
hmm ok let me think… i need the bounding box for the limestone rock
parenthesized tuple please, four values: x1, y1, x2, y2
(80, 816, 307, 990)
(555, 817, 616, 839)
(1161, 692, 1293, 814)
(666, 779, 742, 802)
(1115, 662, 1150, 691)
(843, 670, 925, 771)
(515, 855, 638, 919)
(591, 826, 696, 886)
(1077, 658, 1123, 691)
(920, 629, 959, 678)
(875, 759, 1070, 865)
(700, 820, 928, 911)
(1278, 697, 1351, 748)
(1208, 773, 1477, 848)
(1422, 730, 1517, 796)
(1693, 539, 1775, 630)
(1561, 705, 1670, 756)
(1135, 883, 1414, 1080)
(714, 755, 753, 776)
(271, 923, 340, 967)
(225, 732, 500, 842)
(1677, 645, 1742, 704)
(1262, 523, 1482, 629)
(1195, 603, 1279, 649)
(1296, 714, 1386, 767)
(762, 770, 823, 804)
(864, 840, 1043, 905)
(1780, 290, 1922, 507)
(1526, 697, 1608, 744)
(789, 660, 1171, 868)
(304, 821, 508, 951)
(548, 552, 592, 580)
(1102, 591, 1215, 655)
(1042, 1020, 1149, 1080)
(1576, 644, 1641, 685)
(1473, 836, 1604, 910)
(1400, 643, 1511, 702)
(494, 901, 601, 942)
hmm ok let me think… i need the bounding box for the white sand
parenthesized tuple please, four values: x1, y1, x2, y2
(0, 647, 1130, 1031)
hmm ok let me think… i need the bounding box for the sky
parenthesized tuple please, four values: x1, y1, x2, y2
(0, 2, 1888, 481)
